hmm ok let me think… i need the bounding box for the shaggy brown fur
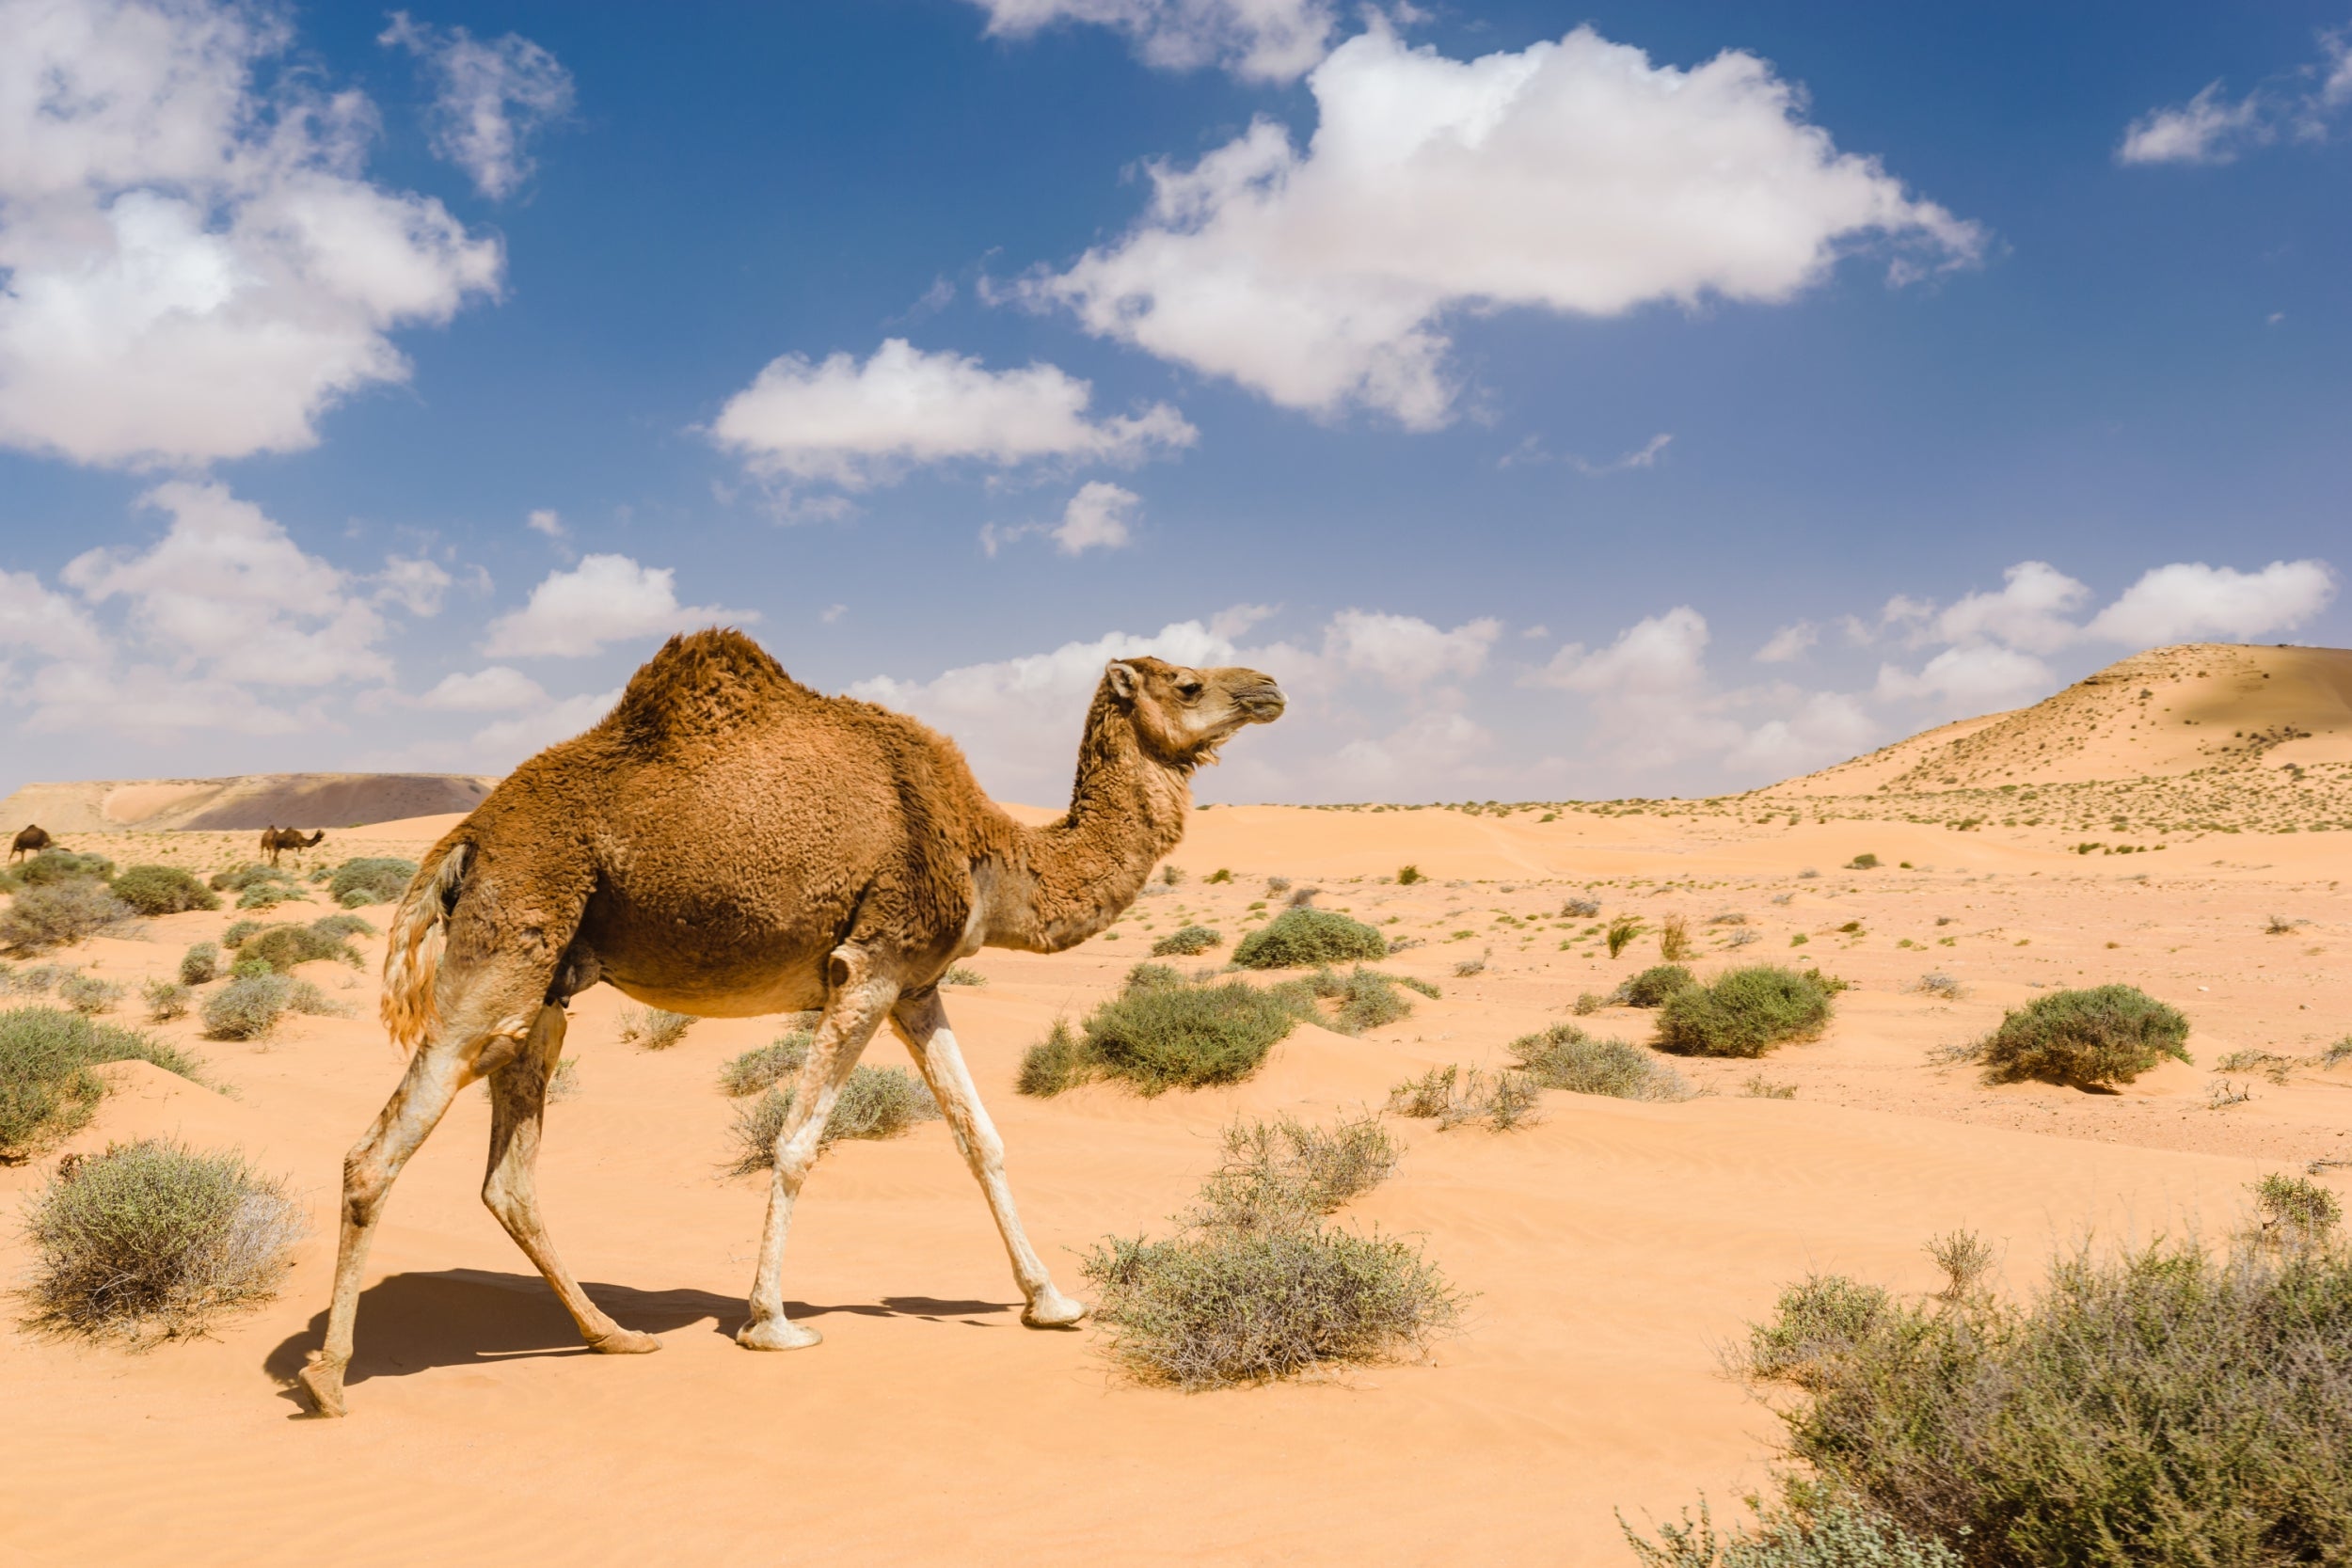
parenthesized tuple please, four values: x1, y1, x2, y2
(300, 628, 1284, 1417)
(8, 825, 51, 862)
(259, 827, 326, 866)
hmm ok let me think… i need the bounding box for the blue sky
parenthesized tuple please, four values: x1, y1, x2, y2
(2, 0, 2347, 806)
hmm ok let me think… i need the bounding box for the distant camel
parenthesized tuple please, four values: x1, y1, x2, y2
(298, 628, 1284, 1417)
(261, 827, 326, 866)
(9, 825, 52, 863)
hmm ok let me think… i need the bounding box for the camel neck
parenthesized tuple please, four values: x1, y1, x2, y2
(995, 698, 1190, 952)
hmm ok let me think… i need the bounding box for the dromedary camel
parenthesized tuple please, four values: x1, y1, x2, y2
(298, 628, 1284, 1417)
(8, 825, 51, 862)
(260, 827, 326, 866)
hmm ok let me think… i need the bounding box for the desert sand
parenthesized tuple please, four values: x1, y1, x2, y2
(3, 642, 2348, 1565)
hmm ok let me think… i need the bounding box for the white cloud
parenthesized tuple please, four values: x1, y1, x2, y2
(965, 0, 1338, 81)
(526, 508, 565, 538)
(481, 553, 753, 658)
(379, 12, 574, 200)
(1028, 25, 1980, 427)
(708, 338, 1194, 490)
(1755, 621, 1819, 663)
(0, 0, 503, 466)
(1925, 560, 2089, 655)
(1324, 609, 1499, 689)
(2083, 560, 2335, 645)
(1873, 644, 2055, 710)
(1723, 690, 1876, 775)
(2120, 30, 2352, 166)
(1571, 433, 1673, 476)
(1332, 709, 1492, 786)
(418, 666, 545, 711)
(460, 686, 618, 764)
(376, 556, 452, 616)
(0, 570, 103, 658)
(1534, 606, 1710, 694)
(1054, 481, 1141, 554)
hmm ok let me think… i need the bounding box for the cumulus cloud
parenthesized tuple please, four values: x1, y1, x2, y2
(1332, 709, 1493, 787)
(0, 571, 103, 659)
(0, 0, 504, 466)
(1027, 25, 1981, 427)
(2083, 560, 2334, 645)
(481, 554, 753, 658)
(1921, 560, 2089, 655)
(376, 556, 452, 616)
(1534, 606, 1711, 694)
(417, 666, 546, 711)
(1053, 481, 1141, 554)
(965, 0, 1338, 81)
(2119, 31, 2352, 166)
(1324, 609, 1499, 689)
(462, 685, 618, 762)
(709, 338, 1195, 491)
(1723, 690, 1876, 776)
(1755, 621, 1820, 663)
(526, 508, 565, 538)
(379, 11, 575, 200)
(1873, 644, 2055, 710)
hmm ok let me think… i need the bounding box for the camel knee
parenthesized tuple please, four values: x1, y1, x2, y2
(342, 1158, 390, 1229)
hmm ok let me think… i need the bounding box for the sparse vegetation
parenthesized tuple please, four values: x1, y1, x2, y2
(1396, 864, 1424, 885)
(1151, 925, 1222, 957)
(1617, 963, 1696, 1007)
(178, 942, 220, 986)
(718, 1032, 814, 1097)
(1313, 965, 1418, 1034)
(1509, 1022, 1690, 1101)
(1201, 1113, 1400, 1226)
(58, 974, 125, 1015)
(328, 857, 418, 909)
(1, 879, 136, 953)
(1846, 853, 1881, 870)
(1563, 896, 1601, 918)
(1963, 985, 2190, 1090)
(16, 848, 115, 886)
(1205, 868, 1232, 883)
(1623, 1496, 1960, 1567)
(1048, 966, 1313, 1096)
(2251, 1172, 2343, 1245)
(1607, 915, 1645, 958)
(1655, 965, 1836, 1059)
(1231, 907, 1385, 969)
(23, 1138, 304, 1338)
(1, 1007, 206, 1160)
(108, 864, 220, 916)
(725, 1066, 940, 1172)
(1388, 1063, 1540, 1130)
(198, 974, 340, 1040)
(1016, 1019, 1089, 1098)
(618, 1006, 695, 1051)
(235, 919, 362, 974)
(1742, 1075, 1799, 1100)
(1659, 913, 1693, 962)
(1911, 972, 1964, 1001)
(1453, 955, 1486, 977)
(942, 964, 988, 986)
(142, 979, 191, 1022)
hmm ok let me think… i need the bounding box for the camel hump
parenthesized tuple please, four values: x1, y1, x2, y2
(600, 627, 809, 746)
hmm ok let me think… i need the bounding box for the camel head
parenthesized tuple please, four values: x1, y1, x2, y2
(1103, 656, 1285, 771)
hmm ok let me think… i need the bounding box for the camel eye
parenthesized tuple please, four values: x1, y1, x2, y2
(1177, 679, 1203, 700)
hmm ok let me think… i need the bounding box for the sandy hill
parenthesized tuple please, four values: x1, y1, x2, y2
(0, 772, 497, 834)
(1777, 642, 2352, 796)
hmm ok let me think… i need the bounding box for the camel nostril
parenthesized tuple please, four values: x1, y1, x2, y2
(1237, 685, 1286, 719)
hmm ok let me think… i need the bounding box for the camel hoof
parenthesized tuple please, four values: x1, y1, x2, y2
(736, 1317, 822, 1352)
(296, 1356, 349, 1418)
(1022, 1288, 1089, 1329)
(588, 1325, 660, 1355)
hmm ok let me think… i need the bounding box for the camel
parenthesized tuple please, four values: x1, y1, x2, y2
(9, 825, 51, 862)
(261, 827, 326, 866)
(298, 628, 1284, 1417)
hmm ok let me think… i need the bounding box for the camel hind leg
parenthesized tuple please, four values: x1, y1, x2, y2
(481, 1005, 658, 1355)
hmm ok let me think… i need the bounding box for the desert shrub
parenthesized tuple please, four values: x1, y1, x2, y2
(240, 881, 313, 910)
(237, 920, 361, 974)
(23, 1138, 304, 1338)
(1201, 1114, 1399, 1230)
(328, 857, 418, 908)
(1745, 1235, 2352, 1566)
(2253, 1173, 2343, 1245)
(942, 964, 987, 986)
(1387, 1064, 1539, 1131)
(209, 863, 284, 893)
(1016, 1019, 1089, 1097)
(200, 974, 293, 1039)
(1076, 971, 1311, 1094)
(1624, 1497, 1961, 1567)
(1206, 867, 1232, 883)
(142, 979, 191, 1022)
(1285, 885, 1321, 909)
(1, 879, 136, 953)
(1572, 991, 1606, 1015)
(1453, 955, 1486, 977)
(1743, 1075, 1799, 1100)
(0, 961, 69, 996)
(1563, 896, 1601, 918)
(229, 957, 273, 981)
(109, 864, 220, 916)
(1160, 863, 1185, 886)
(58, 974, 125, 1015)
(220, 920, 262, 949)
(1607, 915, 1645, 958)
(1151, 925, 1222, 957)
(1660, 913, 1694, 962)
(17, 848, 115, 886)
(0, 1007, 204, 1159)
(1618, 963, 1696, 1007)
(1656, 966, 1836, 1059)
(1397, 864, 1424, 885)
(1911, 972, 1964, 1001)
(718, 1033, 812, 1097)
(1509, 1023, 1690, 1101)
(1322, 966, 1416, 1034)
(1967, 985, 2189, 1090)
(308, 911, 376, 941)
(1264, 876, 1292, 895)
(1232, 908, 1385, 969)
(546, 1057, 581, 1101)
(178, 942, 221, 986)
(1846, 853, 1881, 870)
(618, 1006, 695, 1051)
(725, 1066, 940, 1172)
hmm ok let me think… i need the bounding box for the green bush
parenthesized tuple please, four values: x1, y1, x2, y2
(235, 920, 361, 974)
(1396, 864, 1424, 885)
(1656, 966, 1836, 1059)
(2253, 1173, 2344, 1244)
(209, 863, 287, 893)
(16, 848, 115, 886)
(220, 920, 262, 949)
(725, 1066, 940, 1172)
(1231, 908, 1386, 969)
(1745, 1235, 2352, 1565)
(178, 942, 221, 986)
(230, 957, 273, 981)
(23, 1138, 304, 1338)
(1016, 1020, 1089, 1098)
(1968, 985, 2189, 1090)
(199, 974, 291, 1039)
(0, 1006, 205, 1159)
(1624, 1497, 1960, 1567)
(1618, 963, 1697, 1007)
(308, 912, 377, 941)
(108, 865, 220, 916)
(1151, 925, 1223, 957)
(1, 879, 136, 953)
(142, 979, 191, 1022)
(1607, 915, 1645, 958)
(235, 882, 308, 911)
(1074, 971, 1311, 1095)
(718, 1033, 812, 1097)
(1510, 1022, 1691, 1101)
(327, 857, 417, 908)
(58, 974, 125, 1015)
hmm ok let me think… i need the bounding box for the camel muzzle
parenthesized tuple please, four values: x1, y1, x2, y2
(1234, 684, 1286, 721)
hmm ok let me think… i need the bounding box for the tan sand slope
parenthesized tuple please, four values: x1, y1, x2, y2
(1780, 642, 2352, 795)
(0, 772, 497, 835)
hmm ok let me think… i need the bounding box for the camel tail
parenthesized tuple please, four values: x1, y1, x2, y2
(381, 840, 471, 1053)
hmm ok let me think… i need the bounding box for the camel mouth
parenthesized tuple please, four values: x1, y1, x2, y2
(1233, 685, 1286, 721)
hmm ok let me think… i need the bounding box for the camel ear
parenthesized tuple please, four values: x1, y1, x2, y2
(1105, 661, 1139, 701)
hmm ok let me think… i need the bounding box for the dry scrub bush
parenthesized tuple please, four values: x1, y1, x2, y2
(1016, 1019, 1089, 1097)
(1617, 963, 1696, 1007)
(17, 849, 115, 886)
(236, 920, 361, 974)
(1623, 1497, 1960, 1568)
(1740, 1232, 2352, 1566)
(618, 1006, 695, 1051)
(1, 879, 135, 953)
(1201, 1114, 1399, 1228)
(23, 1138, 303, 1339)
(1911, 972, 1965, 1001)
(199, 974, 339, 1039)
(1660, 913, 1694, 962)
(178, 942, 220, 986)
(1311, 965, 1422, 1034)
(1607, 915, 1645, 958)
(1396, 864, 1424, 885)
(725, 1066, 939, 1172)
(1509, 1022, 1691, 1101)
(0, 1007, 205, 1160)
(1656, 966, 1836, 1059)
(1563, 896, 1601, 918)
(58, 974, 124, 1015)
(719, 1032, 813, 1097)
(142, 979, 191, 1022)
(942, 964, 988, 986)
(1232, 908, 1385, 969)
(1963, 986, 2189, 1090)
(110, 865, 219, 916)
(1151, 925, 1222, 957)
(2252, 1173, 2344, 1246)
(1387, 1064, 1539, 1131)
(328, 857, 417, 908)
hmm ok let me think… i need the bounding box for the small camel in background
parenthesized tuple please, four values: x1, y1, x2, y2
(9, 825, 52, 863)
(260, 827, 326, 866)
(299, 628, 1284, 1417)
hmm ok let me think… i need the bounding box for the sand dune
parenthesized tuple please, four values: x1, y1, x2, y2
(0, 772, 496, 835)
(3, 644, 2350, 1563)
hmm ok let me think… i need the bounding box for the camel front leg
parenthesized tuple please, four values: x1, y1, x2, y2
(891, 988, 1085, 1329)
(738, 949, 899, 1351)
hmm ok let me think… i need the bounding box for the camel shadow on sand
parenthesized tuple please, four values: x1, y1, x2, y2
(263, 1269, 1013, 1400)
